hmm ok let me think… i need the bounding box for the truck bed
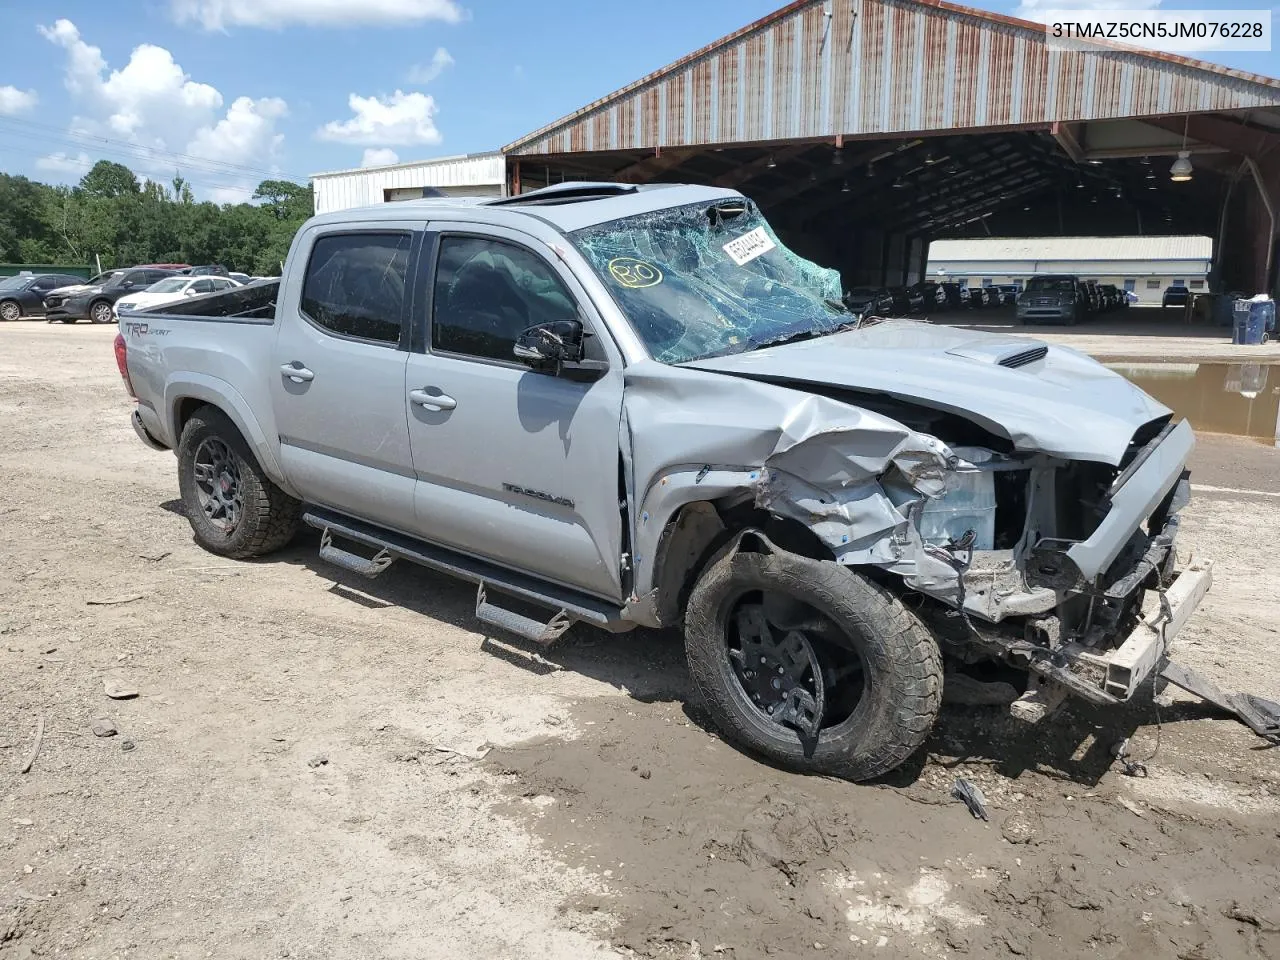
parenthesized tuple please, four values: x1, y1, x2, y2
(129, 279, 280, 322)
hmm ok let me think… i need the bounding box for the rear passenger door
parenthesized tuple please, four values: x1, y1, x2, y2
(271, 226, 421, 533)
(404, 225, 626, 601)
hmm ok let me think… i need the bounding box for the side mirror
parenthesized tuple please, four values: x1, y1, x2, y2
(513, 319, 584, 372)
(184, 288, 197, 296)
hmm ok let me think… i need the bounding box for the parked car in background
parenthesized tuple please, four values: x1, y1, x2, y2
(181, 264, 230, 277)
(0, 273, 86, 321)
(843, 286, 895, 316)
(114, 275, 241, 315)
(939, 282, 971, 310)
(1016, 275, 1085, 325)
(228, 272, 253, 285)
(996, 284, 1020, 306)
(910, 282, 948, 312)
(45, 267, 179, 323)
(1162, 284, 1191, 309)
(968, 286, 998, 308)
(889, 286, 925, 314)
(1099, 284, 1127, 311)
(138, 263, 191, 271)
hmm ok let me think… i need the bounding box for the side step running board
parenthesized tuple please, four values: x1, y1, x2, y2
(319, 528, 394, 578)
(475, 584, 572, 645)
(301, 509, 629, 636)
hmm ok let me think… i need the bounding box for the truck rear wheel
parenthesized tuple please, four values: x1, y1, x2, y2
(684, 545, 942, 781)
(177, 406, 300, 559)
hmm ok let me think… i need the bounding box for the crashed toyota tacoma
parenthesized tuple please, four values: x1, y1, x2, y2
(116, 182, 1267, 781)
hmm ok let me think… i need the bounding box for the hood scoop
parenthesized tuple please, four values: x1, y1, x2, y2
(997, 345, 1049, 368)
(945, 339, 1049, 369)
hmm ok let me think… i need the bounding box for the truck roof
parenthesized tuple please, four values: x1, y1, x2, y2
(305, 182, 745, 235)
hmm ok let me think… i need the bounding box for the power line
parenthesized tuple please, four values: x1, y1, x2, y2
(0, 116, 310, 183)
(0, 145, 284, 199)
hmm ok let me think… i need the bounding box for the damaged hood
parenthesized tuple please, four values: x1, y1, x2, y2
(685, 321, 1170, 464)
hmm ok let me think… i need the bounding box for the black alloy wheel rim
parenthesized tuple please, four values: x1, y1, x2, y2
(192, 437, 243, 535)
(726, 590, 866, 745)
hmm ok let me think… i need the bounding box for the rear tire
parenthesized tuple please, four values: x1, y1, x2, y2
(684, 547, 942, 781)
(177, 405, 300, 559)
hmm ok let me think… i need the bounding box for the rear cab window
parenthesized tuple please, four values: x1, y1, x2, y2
(300, 232, 412, 346)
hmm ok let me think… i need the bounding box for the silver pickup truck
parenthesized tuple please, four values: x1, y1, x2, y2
(116, 181, 1255, 780)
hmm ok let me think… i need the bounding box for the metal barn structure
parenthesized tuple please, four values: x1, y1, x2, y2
(311, 152, 505, 215)
(502, 0, 1280, 296)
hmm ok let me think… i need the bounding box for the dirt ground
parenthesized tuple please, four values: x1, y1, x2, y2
(3, 322, 1279, 960)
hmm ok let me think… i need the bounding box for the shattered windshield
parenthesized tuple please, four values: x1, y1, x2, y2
(570, 200, 846, 363)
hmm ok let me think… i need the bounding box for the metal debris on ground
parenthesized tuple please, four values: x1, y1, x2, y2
(1161, 662, 1280, 743)
(951, 778, 989, 821)
(1110, 738, 1149, 777)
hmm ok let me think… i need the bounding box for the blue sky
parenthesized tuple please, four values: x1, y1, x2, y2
(0, 0, 1276, 202)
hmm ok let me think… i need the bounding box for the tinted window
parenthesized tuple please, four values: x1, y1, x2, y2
(121, 271, 149, 287)
(432, 236, 577, 362)
(192, 279, 214, 294)
(301, 233, 411, 345)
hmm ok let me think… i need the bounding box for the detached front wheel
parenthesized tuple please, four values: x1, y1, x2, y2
(684, 545, 942, 781)
(177, 406, 300, 558)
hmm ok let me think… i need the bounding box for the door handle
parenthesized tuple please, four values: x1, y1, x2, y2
(280, 363, 314, 383)
(409, 389, 457, 411)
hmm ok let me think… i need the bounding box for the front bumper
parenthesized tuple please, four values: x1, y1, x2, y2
(45, 296, 92, 321)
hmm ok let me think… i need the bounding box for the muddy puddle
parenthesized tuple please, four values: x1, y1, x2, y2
(1109, 362, 1280, 446)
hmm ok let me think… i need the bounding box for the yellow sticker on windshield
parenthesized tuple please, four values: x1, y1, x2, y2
(607, 257, 663, 289)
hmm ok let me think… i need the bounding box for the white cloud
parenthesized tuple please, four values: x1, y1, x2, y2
(36, 151, 92, 177)
(188, 95, 288, 163)
(0, 85, 38, 115)
(207, 184, 255, 204)
(1016, 0, 1161, 19)
(361, 147, 400, 167)
(317, 90, 442, 146)
(171, 0, 464, 30)
(38, 19, 289, 199)
(406, 47, 454, 85)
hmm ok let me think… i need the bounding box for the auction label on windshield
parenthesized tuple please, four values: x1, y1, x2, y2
(722, 227, 776, 266)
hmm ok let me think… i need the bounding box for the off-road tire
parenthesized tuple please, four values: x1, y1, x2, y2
(0, 300, 20, 322)
(177, 405, 300, 559)
(684, 548, 942, 781)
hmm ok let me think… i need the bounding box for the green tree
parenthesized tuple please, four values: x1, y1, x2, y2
(79, 160, 141, 199)
(252, 179, 313, 221)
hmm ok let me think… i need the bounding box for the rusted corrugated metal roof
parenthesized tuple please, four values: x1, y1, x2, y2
(504, 0, 1280, 157)
(928, 235, 1214, 263)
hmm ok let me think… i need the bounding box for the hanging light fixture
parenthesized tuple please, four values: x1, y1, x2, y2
(866, 162, 874, 179)
(832, 146, 844, 166)
(808, 169, 817, 181)
(766, 154, 777, 169)
(1170, 116, 1193, 181)
(1170, 151, 1193, 182)
(841, 179, 851, 193)
(892, 177, 906, 189)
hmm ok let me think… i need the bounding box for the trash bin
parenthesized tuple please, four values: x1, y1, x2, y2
(1233, 298, 1273, 345)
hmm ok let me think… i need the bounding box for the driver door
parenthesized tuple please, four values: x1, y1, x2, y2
(404, 225, 626, 601)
